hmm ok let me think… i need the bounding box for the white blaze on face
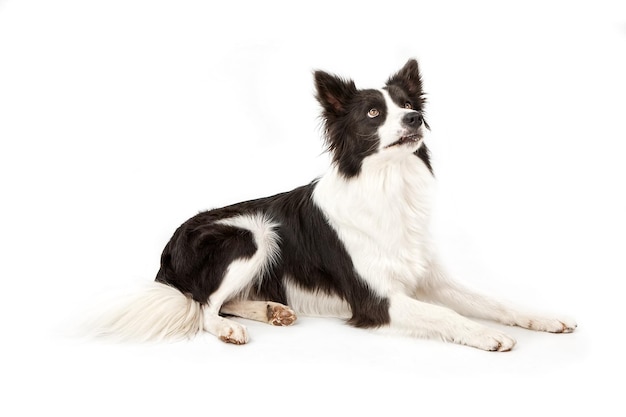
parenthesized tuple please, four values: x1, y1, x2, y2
(377, 89, 416, 149)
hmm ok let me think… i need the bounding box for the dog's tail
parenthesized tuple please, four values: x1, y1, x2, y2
(88, 282, 203, 342)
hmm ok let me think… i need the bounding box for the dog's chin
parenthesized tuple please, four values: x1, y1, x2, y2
(384, 133, 423, 150)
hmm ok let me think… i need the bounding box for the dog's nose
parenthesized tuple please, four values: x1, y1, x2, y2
(402, 111, 423, 127)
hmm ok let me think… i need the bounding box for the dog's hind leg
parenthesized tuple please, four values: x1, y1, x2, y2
(201, 214, 281, 344)
(221, 300, 297, 326)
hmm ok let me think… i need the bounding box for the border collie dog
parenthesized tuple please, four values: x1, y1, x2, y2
(99, 59, 576, 351)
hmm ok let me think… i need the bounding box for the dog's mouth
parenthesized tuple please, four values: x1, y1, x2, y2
(385, 133, 422, 149)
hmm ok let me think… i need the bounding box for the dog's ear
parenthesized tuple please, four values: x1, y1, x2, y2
(386, 59, 424, 99)
(314, 70, 357, 115)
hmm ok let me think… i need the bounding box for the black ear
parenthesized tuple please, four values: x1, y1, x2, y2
(314, 70, 357, 115)
(386, 59, 424, 98)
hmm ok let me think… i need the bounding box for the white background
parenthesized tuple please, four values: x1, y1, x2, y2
(1, 0, 625, 415)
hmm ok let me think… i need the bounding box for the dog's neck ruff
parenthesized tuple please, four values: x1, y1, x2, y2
(316, 151, 433, 214)
(313, 151, 435, 296)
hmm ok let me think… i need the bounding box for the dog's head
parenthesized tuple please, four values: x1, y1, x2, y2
(315, 59, 430, 178)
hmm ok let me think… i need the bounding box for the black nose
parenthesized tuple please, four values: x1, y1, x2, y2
(402, 111, 423, 127)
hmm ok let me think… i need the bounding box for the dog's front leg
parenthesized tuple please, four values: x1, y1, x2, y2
(420, 258, 577, 333)
(387, 294, 516, 351)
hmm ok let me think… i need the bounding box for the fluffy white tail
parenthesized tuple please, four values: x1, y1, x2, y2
(89, 282, 203, 342)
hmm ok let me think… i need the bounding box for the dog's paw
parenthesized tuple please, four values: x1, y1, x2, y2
(456, 327, 517, 352)
(217, 321, 249, 345)
(516, 316, 577, 333)
(266, 303, 297, 326)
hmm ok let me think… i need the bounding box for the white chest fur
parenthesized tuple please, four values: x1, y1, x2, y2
(313, 152, 435, 297)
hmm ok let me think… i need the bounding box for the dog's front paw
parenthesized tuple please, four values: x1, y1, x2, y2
(455, 327, 516, 352)
(517, 316, 577, 333)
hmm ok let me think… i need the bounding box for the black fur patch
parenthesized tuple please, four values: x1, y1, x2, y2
(415, 144, 433, 175)
(156, 183, 391, 328)
(386, 59, 426, 108)
(155, 217, 257, 303)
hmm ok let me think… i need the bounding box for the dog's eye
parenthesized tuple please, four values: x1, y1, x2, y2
(367, 108, 380, 118)
(404, 102, 413, 109)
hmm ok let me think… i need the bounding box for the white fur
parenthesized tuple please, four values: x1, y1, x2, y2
(284, 278, 352, 319)
(377, 89, 419, 148)
(90, 282, 203, 342)
(384, 293, 517, 351)
(213, 213, 281, 298)
(203, 213, 281, 343)
(420, 259, 577, 332)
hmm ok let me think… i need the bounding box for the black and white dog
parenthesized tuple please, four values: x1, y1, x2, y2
(99, 59, 576, 351)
